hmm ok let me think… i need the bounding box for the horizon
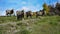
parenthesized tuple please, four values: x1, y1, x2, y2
(0, 0, 60, 16)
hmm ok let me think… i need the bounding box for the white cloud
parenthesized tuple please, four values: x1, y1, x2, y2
(0, 11, 5, 16)
(20, 4, 41, 12)
(0, 0, 42, 16)
(20, 6, 30, 12)
(28, 4, 41, 12)
(52, 2, 57, 7)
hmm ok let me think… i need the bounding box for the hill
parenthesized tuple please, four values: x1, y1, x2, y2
(0, 16, 60, 34)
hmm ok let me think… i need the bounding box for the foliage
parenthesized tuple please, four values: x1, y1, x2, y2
(43, 3, 50, 15)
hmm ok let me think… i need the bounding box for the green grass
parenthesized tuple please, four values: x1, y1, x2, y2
(30, 16, 60, 34)
(0, 16, 36, 23)
(0, 16, 60, 34)
(0, 16, 17, 23)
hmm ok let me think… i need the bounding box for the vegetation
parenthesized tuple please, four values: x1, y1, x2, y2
(0, 1, 60, 34)
(0, 16, 17, 23)
(43, 3, 49, 15)
(0, 16, 60, 34)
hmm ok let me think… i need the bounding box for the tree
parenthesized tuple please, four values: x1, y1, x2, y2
(56, 2, 60, 11)
(48, 5, 55, 15)
(55, 2, 60, 16)
(43, 3, 49, 15)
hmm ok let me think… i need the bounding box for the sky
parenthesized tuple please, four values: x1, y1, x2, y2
(0, 0, 60, 16)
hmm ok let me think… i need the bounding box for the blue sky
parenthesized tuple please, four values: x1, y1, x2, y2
(0, 0, 60, 16)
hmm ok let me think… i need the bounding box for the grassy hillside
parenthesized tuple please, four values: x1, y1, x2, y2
(0, 16, 17, 23)
(0, 16, 60, 34)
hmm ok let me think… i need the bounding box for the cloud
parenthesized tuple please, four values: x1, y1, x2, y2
(53, 2, 57, 7)
(20, 6, 30, 12)
(20, 4, 41, 12)
(0, 11, 5, 16)
(0, 0, 43, 16)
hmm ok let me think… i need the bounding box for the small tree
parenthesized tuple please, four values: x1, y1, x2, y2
(43, 3, 49, 15)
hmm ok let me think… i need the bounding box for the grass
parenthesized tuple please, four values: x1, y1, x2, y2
(0, 16, 17, 23)
(30, 16, 60, 34)
(0, 16, 60, 34)
(0, 16, 36, 23)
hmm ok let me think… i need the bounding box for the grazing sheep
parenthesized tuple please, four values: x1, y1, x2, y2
(6, 9, 14, 16)
(36, 10, 45, 18)
(26, 11, 32, 18)
(16, 10, 24, 20)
